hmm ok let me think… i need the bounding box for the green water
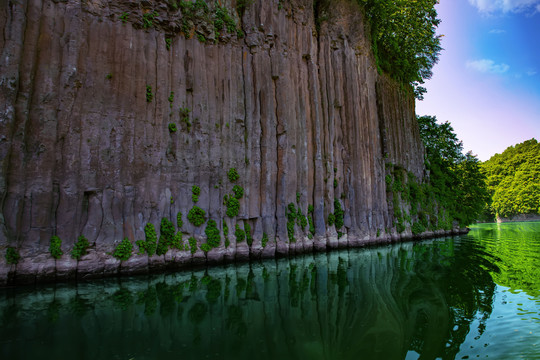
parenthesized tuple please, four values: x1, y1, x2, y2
(1, 222, 539, 359)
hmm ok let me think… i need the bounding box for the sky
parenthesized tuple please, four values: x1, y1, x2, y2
(415, 0, 540, 161)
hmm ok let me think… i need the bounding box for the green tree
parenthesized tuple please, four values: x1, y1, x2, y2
(418, 115, 462, 211)
(455, 152, 490, 225)
(359, 0, 442, 98)
(481, 139, 540, 219)
(417, 115, 488, 226)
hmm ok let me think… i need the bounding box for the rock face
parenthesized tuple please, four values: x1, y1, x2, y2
(0, 0, 428, 285)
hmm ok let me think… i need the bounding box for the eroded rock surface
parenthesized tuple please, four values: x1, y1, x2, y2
(0, 0, 429, 285)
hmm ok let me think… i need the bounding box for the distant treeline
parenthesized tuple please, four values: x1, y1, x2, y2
(418, 116, 539, 223)
(481, 138, 540, 220)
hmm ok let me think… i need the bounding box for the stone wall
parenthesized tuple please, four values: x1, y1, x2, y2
(0, 0, 427, 284)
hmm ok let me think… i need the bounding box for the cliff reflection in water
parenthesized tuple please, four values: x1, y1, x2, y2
(0, 238, 496, 360)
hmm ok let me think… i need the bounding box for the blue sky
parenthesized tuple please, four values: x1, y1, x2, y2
(416, 0, 540, 161)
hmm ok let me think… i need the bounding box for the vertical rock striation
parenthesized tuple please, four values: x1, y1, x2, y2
(0, 0, 431, 285)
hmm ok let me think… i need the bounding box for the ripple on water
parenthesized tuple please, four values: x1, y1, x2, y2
(0, 222, 538, 360)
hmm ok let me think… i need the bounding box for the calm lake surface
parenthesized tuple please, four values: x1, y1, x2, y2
(1, 222, 539, 360)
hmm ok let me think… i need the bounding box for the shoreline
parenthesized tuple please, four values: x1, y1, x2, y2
(475, 216, 540, 224)
(497, 214, 540, 223)
(1, 228, 469, 287)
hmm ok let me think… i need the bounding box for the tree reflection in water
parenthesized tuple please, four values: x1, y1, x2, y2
(0, 237, 497, 360)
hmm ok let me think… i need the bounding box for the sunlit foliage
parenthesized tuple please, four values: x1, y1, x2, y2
(481, 138, 540, 219)
(359, 0, 442, 99)
(418, 115, 489, 226)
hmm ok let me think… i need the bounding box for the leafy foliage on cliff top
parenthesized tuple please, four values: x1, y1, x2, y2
(177, 0, 244, 40)
(359, 0, 442, 99)
(418, 115, 489, 226)
(481, 138, 540, 219)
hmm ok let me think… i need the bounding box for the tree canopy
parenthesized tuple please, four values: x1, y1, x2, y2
(417, 116, 489, 226)
(480, 139, 540, 219)
(359, 0, 442, 99)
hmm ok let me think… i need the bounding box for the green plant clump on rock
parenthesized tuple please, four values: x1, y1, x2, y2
(205, 219, 221, 249)
(177, 212, 183, 229)
(307, 205, 315, 238)
(297, 207, 307, 230)
(71, 235, 90, 260)
(120, 12, 129, 23)
(328, 213, 335, 226)
(156, 217, 175, 255)
(232, 185, 244, 199)
(171, 232, 183, 249)
(286, 202, 297, 243)
(235, 224, 246, 242)
(5, 246, 20, 265)
(224, 195, 240, 217)
(178, 0, 244, 40)
(188, 236, 197, 254)
(227, 168, 239, 182)
(113, 238, 133, 261)
(411, 222, 426, 235)
(192, 185, 201, 203)
(146, 85, 153, 102)
(188, 206, 206, 226)
(179, 107, 191, 131)
(49, 236, 63, 259)
(214, 4, 237, 36)
(200, 243, 212, 253)
(142, 10, 158, 29)
(261, 232, 269, 248)
(137, 223, 158, 256)
(334, 199, 344, 229)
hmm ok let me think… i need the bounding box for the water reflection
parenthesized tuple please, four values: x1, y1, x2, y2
(0, 236, 502, 360)
(473, 222, 540, 297)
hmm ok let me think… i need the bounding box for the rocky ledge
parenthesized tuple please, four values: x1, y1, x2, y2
(1, 228, 470, 286)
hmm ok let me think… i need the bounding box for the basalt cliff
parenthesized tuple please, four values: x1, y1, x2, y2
(0, 0, 446, 285)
